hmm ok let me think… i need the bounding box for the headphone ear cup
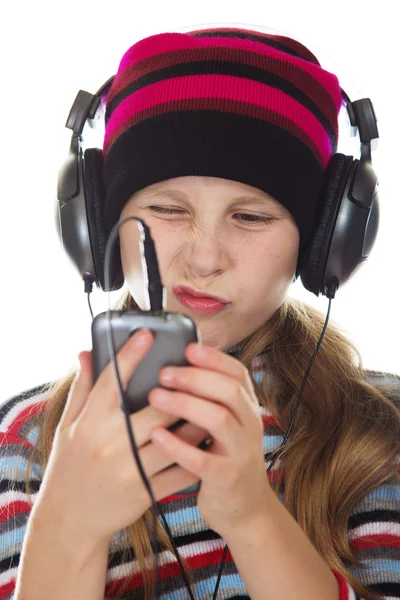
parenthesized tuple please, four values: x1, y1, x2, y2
(298, 153, 353, 296)
(83, 148, 124, 291)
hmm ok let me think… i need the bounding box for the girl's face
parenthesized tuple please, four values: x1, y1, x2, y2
(119, 176, 299, 351)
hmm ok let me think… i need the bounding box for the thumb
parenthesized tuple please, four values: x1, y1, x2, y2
(56, 351, 93, 433)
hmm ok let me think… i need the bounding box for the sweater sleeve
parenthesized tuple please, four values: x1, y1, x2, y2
(0, 387, 48, 600)
(330, 477, 400, 600)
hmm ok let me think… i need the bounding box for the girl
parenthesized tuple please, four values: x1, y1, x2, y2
(1, 26, 399, 600)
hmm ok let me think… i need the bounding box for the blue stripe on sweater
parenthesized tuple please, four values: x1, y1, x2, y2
(25, 426, 39, 447)
(252, 372, 264, 384)
(0, 525, 27, 549)
(0, 456, 41, 478)
(262, 434, 284, 450)
(350, 558, 400, 573)
(361, 483, 400, 502)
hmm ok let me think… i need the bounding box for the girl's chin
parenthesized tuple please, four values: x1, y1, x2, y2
(164, 305, 243, 351)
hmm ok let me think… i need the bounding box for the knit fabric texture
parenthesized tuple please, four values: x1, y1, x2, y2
(101, 27, 344, 251)
(0, 366, 399, 599)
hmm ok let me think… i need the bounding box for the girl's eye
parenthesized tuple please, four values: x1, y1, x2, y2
(148, 206, 274, 225)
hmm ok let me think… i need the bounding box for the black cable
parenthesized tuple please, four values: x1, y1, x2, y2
(87, 293, 94, 319)
(103, 217, 199, 598)
(85, 215, 338, 600)
(84, 275, 94, 319)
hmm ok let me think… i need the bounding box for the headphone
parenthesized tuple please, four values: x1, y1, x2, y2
(56, 75, 380, 300)
(54, 52, 380, 600)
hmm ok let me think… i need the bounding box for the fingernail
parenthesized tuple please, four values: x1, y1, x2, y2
(152, 428, 168, 443)
(133, 329, 151, 346)
(191, 344, 205, 358)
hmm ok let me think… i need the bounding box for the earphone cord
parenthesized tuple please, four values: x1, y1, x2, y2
(85, 271, 335, 600)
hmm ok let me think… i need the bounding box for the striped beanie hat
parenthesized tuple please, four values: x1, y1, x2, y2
(102, 27, 344, 251)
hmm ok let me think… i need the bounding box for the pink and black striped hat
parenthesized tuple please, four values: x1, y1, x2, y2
(102, 27, 344, 251)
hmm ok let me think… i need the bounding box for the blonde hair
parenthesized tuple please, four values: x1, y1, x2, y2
(25, 290, 400, 600)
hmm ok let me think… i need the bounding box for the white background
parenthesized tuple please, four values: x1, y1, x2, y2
(1, 0, 398, 400)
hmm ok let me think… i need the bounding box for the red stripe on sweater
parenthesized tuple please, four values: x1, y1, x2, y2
(4, 401, 46, 442)
(0, 432, 33, 450)
(261, 413, 277, 428)
(0, 577, 16, 599)
(351, 532, 400, 551)
(0, 500, 33, 524)
(331, 569, 350, 600)
(105, 543, 234, 595)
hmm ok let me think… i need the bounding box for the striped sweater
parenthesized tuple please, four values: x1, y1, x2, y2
(0, 359, 399, 600)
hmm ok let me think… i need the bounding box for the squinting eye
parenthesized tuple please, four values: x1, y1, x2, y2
(149, 206, 184, 215)
(149, 206, 275, 225)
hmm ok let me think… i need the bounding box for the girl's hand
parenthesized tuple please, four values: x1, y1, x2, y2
(148, 343, 273, 538)
(33, 330, 209, 546)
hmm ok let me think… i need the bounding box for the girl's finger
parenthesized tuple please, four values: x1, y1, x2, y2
(159, 366, 258, 428)
(89, 329, 154, 415)
(150, 426, 224, 482)
(149, 388, 246, 453)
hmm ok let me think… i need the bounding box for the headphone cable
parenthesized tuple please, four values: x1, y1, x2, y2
(85, 268, 336, 600)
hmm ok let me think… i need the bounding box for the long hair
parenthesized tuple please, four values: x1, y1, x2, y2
(25, 289, 400, 600)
